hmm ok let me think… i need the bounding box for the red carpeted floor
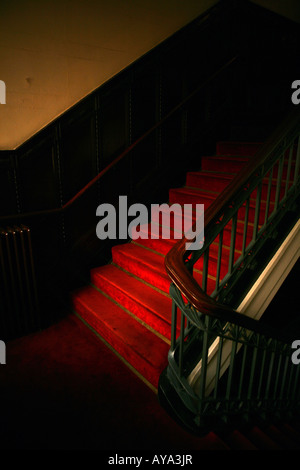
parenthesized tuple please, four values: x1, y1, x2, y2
(0, 313, 231, 451)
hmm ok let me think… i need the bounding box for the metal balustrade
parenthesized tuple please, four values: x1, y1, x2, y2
(162, 110, 300, 432)
(193, 130, 300, 304)
(166, 283, 300, 430)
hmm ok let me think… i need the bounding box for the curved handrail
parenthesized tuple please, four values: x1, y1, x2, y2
(0, 56, 238, 222)
(165, 107, 300, 342)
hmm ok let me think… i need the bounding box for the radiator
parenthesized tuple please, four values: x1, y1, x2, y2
(0, 225, 40, 339)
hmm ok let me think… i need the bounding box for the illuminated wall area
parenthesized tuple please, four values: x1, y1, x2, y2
(0, 0, 218, 150)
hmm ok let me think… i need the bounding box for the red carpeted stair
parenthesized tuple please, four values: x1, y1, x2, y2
(70, 140, 300, 450)
(71, 140, 294, 392)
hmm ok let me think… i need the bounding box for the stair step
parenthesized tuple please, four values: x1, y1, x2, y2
(216, 140, 298, 160)
(186, 170, 292, 201)
(127, 216, 251, 288)
(186, 171, 235, 192)
(136, 217, 253, 256)
(113, 240, 217, 296)
(90, 264, 174, 340)
(169, 187, 272, 225)
(71, 284, 169, 388)
(216, 141, 263, 156)
(202, 154, 295, 178)
(201, 156, 249, 173)
(169, 187, 217, 207)
(133, 233, 177, 256)
(112, 243, 171, 293)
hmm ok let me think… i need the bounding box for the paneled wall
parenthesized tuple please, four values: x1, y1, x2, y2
(0, 0, 299, 337)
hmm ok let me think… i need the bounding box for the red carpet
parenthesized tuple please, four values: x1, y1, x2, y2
(0, 314, 231, 450)
(2, 311, 299, 451)
(72, 142, 293, 388)
(71, 141, 275, 390)
(71, 141, 297, 390)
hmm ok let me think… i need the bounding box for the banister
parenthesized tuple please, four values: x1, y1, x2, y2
(165, 233, 296, 344)
(0, 56, 238, 223)
(165, 107, 300, 343)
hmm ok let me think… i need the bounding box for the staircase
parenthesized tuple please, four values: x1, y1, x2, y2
(71, 139, 294, 386)
(70, 139, 300, 449)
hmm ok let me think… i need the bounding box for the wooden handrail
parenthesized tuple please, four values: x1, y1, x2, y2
(165, 107, 300, 342)
(0, 56, 238, 222)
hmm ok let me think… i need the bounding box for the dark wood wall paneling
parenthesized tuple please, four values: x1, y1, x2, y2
(0, 2, 233, 221)
(59, 97, 98, 205)
(17, 133, 60, 212)
(0, 152, 19, 216)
